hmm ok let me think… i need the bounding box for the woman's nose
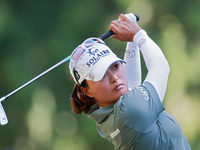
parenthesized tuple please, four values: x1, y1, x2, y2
(110, 72, 119, 83)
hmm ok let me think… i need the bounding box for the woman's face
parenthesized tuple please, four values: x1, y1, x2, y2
(83, 61, 129, 107)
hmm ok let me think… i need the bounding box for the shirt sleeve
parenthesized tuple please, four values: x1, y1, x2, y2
(134, 30, 170, 102)
(115, 82, 165, 133)
(123, 42, 141, 89)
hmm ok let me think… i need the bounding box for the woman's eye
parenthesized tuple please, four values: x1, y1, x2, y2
(114, 62, 119, 69)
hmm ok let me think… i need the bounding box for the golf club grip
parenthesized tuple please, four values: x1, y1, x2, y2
(99, 30, 115, 40)
(99, 14, 140, 41)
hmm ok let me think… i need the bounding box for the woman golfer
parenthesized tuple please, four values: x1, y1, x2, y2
(69, 13, 191, 150)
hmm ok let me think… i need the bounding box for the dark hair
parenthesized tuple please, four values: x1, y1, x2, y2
(70, 80, 97, 114)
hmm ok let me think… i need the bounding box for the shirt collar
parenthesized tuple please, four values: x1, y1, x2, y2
(88, 103, 114, 124)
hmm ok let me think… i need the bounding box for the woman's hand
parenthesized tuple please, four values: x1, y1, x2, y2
(109, 14, 142, 42)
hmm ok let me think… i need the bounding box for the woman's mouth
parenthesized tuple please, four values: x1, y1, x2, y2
(114, 84, 123, 91)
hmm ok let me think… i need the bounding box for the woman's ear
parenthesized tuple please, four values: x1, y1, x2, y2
(81, 87, 93, 98)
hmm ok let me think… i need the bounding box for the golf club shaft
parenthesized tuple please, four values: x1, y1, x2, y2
(0, 55, 71, 102)
(0, 14, 140, 102)
(0, 29, 111, 102)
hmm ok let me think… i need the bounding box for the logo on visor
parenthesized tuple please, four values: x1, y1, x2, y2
(86, 48, 110, 67)
(88, 73, 95, 81)
(87, 48, 99, 56)
(74, 70, 80, 81)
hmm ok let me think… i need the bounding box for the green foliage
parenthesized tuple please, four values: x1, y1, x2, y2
(0, 0, 200, 149)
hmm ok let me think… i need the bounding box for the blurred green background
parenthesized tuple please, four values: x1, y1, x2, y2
(0, 0, 200, 149)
